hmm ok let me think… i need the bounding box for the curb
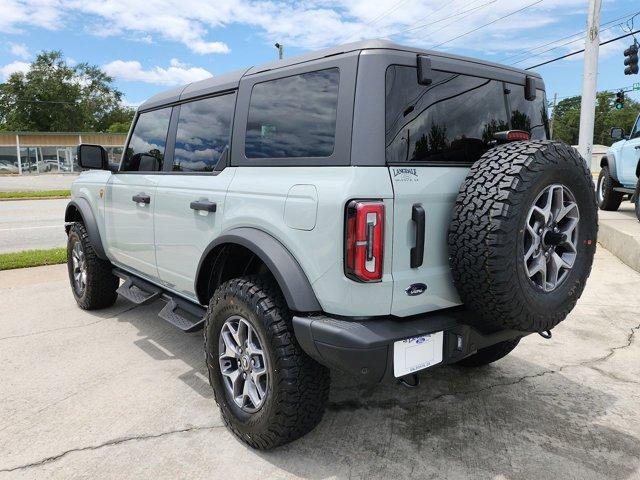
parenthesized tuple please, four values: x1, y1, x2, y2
(598, 216, 640, 274)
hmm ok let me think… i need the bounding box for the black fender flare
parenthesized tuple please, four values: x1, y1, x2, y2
(600, 154, 619, 182)
(64, 198, 108, 260)
(195, 228, 322, 312)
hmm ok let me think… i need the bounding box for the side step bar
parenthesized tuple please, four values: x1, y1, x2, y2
(113, 269, 206, 332)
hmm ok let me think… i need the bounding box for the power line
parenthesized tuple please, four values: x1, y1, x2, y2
(502, 11, 640, 65)
(365, 0, 413, 28)
(524, 29, 640, 69)
(431, 0, 544, 49)
(385, 0, 496, 38)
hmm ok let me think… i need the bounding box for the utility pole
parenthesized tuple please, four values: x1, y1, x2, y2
(549, 92, 558, 140)
(577, 0, 602, 168)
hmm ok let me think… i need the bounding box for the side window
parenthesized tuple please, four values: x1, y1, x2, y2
(245, 68, 339, 159)
(173, 93, 235, 172)
(121, 107, 172, 172)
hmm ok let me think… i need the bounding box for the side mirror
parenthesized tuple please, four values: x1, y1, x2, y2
(610, 127, 625, 141)
(77, 144, 108, 170)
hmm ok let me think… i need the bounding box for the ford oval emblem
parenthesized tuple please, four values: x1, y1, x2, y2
(405, 283, 427, 296)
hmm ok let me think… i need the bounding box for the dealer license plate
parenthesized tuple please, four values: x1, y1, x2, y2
(393, 331, 444, 377)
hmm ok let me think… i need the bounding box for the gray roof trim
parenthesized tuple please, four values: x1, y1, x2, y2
(138, 40, 542, 110)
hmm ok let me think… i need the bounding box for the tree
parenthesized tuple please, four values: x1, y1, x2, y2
(0, 51, 134, 132)
(552, 91, 640, 146)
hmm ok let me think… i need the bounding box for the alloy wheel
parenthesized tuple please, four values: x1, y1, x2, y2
(218, 315, 269, 413)
(523, 184, 580, 292)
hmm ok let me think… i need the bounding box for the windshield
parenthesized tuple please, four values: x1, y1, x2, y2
(385, 66, 549, 165)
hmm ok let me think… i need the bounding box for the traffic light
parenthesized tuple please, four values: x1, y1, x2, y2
(624, 43, 639, 75)
(614, 90, 625, 110)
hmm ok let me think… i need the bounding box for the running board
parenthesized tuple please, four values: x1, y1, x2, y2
(158, 294, 205, 332)
(613, 187, 635, 195)
(115, 276, 161, 305)
(113, 269, 205, 332)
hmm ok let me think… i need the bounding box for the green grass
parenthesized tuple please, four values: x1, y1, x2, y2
(0, 190, 71, 200)
(0, 247, 67, 270)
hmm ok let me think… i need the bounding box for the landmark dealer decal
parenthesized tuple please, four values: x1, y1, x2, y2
(392, 167, 418, 182)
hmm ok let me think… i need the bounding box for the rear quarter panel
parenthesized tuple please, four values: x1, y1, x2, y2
(222, 167, 395, 316)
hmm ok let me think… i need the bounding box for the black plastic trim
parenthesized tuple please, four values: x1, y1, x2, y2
(292, 309, 529, 382)
(410, 204, 425, 268)
(600, 154, 619, 182)
(195, 228, 322, 312)
(64, 198, 107, 260)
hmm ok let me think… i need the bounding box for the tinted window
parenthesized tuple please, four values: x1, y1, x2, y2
(173, 94, 235, 172)
(509, 88, 550, 140)
(121, 107, 171, 172)
(385, 66, 548, 164)
(245, 68, 339, 158)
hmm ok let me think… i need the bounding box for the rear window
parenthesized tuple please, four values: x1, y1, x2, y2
(385, 66, 549, 165)
(173, 93, 235, 172)
(245, 68, 339, 159)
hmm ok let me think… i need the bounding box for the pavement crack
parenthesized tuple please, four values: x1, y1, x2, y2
(0, 424, 223, 472)
(329, 323, 640, 412)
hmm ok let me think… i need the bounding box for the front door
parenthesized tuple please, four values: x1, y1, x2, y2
(153, 93, 237, 298)
(619, 115, 640, 187)
(104, 105, 172, 280)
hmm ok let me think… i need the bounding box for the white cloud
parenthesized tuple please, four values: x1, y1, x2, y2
(9, 42, 30, 59)
(0, 60, 30, 80)
(0, 0, 597, 58)
(103, 59, 212, 86)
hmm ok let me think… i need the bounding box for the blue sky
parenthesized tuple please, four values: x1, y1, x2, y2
(1, 0, 639, 112)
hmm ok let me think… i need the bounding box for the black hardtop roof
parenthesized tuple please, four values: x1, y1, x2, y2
(139, 40, 541, 111)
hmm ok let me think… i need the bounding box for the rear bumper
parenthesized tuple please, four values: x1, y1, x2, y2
(292, 308, 529, 382)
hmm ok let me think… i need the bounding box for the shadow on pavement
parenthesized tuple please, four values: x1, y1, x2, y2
(113, 300, 640, 480)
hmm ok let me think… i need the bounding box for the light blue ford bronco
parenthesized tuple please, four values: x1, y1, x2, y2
(597, 114, 640, 220)
(65, 40, 598, 449)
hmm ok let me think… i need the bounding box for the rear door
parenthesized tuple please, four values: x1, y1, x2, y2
(385, 64, 549, 317)
(105, 106, 172, 280)
(153, 92, 237, 298)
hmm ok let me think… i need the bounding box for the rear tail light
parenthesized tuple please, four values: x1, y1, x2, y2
(345, 200, 384, 282)
(493, 130, 531, 142)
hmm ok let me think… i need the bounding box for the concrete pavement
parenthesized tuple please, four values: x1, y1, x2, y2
(0, 199, 67, 253)
(0, 174, 78, 192)
(0, 247, 639, 479)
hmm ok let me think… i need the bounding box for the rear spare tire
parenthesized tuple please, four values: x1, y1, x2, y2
(448, 141, 597, 333)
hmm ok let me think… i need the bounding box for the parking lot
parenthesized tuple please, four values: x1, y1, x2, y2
(0, 246, 638, 479)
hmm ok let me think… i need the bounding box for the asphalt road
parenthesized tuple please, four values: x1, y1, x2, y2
(0, 199, 68, 253)
(0, 247, 638, 479)
(0, 174, 78, 192)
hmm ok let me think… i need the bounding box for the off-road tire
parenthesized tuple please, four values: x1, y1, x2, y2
(448, 141, 597, 333)
(204, 276, 330, 450)
(596, 166, 623, 211)
(455, 338, 521, 367)
(66, 222, 119, 310)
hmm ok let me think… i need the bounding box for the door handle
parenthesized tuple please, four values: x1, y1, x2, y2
(410, 204, 425, 268)
(190, 200, 217, 212)
(635, 145, 640, 149)
(132, 193, 150, 204)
